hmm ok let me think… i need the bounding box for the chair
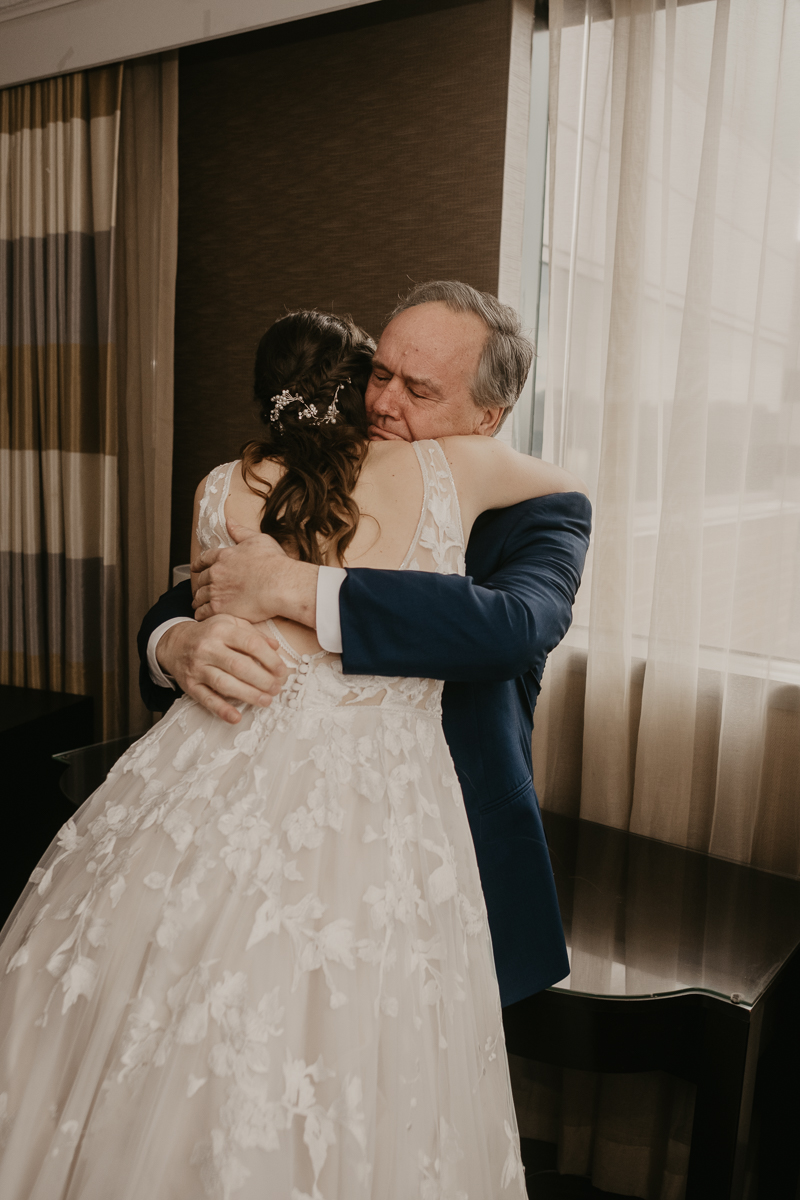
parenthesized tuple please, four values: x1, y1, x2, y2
(502, 810, 800, 1200)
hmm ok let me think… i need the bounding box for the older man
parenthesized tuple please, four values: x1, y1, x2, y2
(137, 280, 591, 1007)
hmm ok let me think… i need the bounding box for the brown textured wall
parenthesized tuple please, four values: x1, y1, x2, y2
(171, 0, 512, 566)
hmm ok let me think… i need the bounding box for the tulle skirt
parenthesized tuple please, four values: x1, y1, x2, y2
(0, 687, 525, 1199)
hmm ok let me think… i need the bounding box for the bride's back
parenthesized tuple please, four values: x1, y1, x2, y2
(225, 439, 425, 573)
(221, 429, 579, 658)
(223, 440, 430, 655)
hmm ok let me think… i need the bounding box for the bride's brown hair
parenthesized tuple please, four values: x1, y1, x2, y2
(240, 310, 375, 565)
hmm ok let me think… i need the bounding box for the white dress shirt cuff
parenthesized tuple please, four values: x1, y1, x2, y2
(147, 617, 194, 690)
(316, 566, 347, 654)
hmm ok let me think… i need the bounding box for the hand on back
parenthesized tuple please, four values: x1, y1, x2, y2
(156, 613, 289, 726)
(175, 434, 584, 725)
(188, 440, 583, 633)
(192, 524, 290, 623)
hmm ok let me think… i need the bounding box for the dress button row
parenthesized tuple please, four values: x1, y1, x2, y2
(285, 665, 305, 710)
(282, 653, 319, 709)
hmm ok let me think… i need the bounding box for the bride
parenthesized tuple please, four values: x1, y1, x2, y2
(0, 309, 575, 1200)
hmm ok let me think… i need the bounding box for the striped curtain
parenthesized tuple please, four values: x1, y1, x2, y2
(1, 57, 177, 740)
(1, 67, 123, 736)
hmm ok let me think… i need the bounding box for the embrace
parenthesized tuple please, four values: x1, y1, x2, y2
(0, 281, 590, 1199)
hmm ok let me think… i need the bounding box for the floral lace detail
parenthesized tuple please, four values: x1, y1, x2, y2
(0, 442, 525, 1199)
(197, 460, 240, 552)
(403, 441, 466, 576)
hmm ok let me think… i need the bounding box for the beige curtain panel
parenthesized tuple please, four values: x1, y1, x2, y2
(523, 0, 800, 1196)
(0, 55, 177, 740)
(116, 54, 178, 736)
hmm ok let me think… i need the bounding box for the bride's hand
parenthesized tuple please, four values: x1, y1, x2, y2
(191, 523, 289, 623)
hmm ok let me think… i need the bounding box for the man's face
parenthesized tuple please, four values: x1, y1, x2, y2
(365, 302, 503, 442)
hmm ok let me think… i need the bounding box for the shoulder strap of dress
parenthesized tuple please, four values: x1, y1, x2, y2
(196, 460, 240, 549)
(423, 439, 465, 549)
(399, 439, 465, 570)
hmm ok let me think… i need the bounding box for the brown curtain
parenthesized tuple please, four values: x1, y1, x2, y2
(1, 55, 177, 740)
(117, 53, 178, 736)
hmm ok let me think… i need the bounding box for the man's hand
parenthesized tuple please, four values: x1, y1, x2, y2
(192, 521, 319, 628)
(192, 524, 288, 623)
(156, 613, 289, 725)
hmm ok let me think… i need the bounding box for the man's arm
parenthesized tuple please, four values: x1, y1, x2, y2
(339, 493, 591, 682)
(137, 579, 194, 711)
(185, 493, 590, 688)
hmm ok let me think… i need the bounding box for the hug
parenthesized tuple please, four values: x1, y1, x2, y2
(3, 1, 797, 1195)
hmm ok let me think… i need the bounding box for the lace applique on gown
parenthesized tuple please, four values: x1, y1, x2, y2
(0, 441, 525, 1200)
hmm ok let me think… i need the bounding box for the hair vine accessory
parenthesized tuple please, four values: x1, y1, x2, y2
(326, 376, 352, 424)
(270, 389, 319, 430)
(322, 376, 349, 426)
(270, 377, 352, 430)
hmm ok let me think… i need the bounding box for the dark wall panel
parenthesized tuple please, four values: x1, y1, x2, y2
(172, 0, 511, 565)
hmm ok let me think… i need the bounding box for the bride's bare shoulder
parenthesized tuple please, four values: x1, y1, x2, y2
(439, 434, 587, 507)
(437, 434, 511, 470)
(364, 438, 418, 460)
(361, 439, 419, 476)
(229, 456, 282, 494)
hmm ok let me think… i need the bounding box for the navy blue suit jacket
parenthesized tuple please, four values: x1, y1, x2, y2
(137, 491, 591, 1006)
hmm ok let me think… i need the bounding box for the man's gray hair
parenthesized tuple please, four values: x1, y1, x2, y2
(388, 280, 533, 427)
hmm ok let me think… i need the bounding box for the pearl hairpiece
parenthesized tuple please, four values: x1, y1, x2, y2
(270, 379, 350, 430)
(270, 390, 315, 428)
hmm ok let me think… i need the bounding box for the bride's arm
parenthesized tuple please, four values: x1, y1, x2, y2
(440, 436, 586, 537)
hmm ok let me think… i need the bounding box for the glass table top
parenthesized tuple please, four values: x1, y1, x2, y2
(542, 808, 800, 1009)
(0, 683, 90, 734)
(54, 736, 139, 806)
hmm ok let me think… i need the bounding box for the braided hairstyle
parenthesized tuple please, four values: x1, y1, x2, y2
(240, 310, 375, 565)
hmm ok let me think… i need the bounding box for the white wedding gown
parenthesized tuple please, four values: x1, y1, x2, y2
(0, 441, 526, 1200)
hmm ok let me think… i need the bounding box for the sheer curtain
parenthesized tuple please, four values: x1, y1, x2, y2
(522, 0, 800, 1194)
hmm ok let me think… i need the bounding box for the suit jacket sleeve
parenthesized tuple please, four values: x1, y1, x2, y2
(339, 491, 591, 683)
(137, 578, 194, 711)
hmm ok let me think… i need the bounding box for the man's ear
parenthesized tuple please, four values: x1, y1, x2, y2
(474, 405, 505, 437)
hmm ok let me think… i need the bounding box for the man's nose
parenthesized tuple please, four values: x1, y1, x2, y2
(372, 377, 403, 415)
